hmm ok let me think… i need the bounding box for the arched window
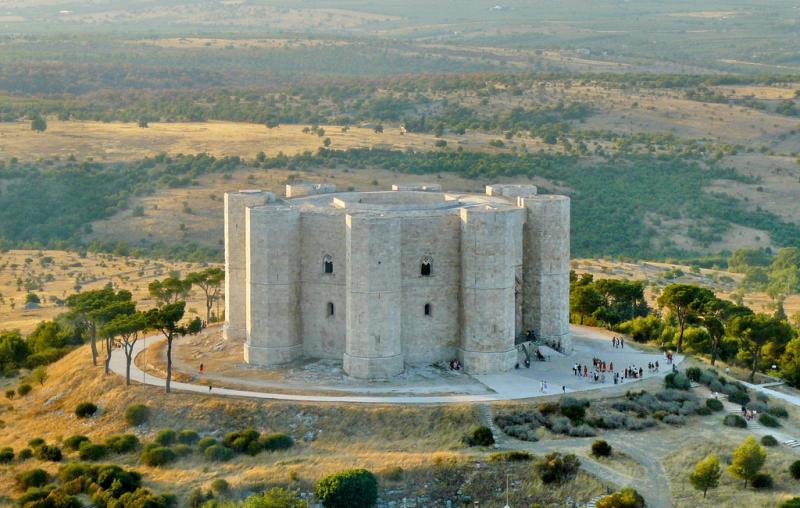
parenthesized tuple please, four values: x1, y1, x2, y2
(420, 255, 433, 277)
(327, 302, 335, 316)
(323, 255, 334, 274)
(424, 303, 432, 316)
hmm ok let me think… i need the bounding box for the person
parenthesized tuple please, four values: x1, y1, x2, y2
(639, 367, 643, 378)
(208, 383, 212, 392)
(562, 385, 566, 393)
(199, 363, 204, 374)
(620, 337, 624, 348)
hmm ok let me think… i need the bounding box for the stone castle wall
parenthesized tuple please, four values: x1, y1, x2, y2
(224, 184, 571, 379)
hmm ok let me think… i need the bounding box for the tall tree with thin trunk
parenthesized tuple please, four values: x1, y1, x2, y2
(657, 284, 715, 353)
(65, 288, 132, 367)
(186, 268, 224, 323)
(728, 436, 766, 488)
(145, 302, 202, 393)
(729, 313, 794, 382)
(148, 277, 191, 306)
(93, 300, 136, 375)
(690, 454, 722, 498)
(101, 311, 148, 385)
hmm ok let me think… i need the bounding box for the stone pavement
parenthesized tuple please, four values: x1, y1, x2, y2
(110, 324, 682, 404)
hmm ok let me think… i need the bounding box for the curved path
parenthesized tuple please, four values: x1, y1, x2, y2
(110, 325, 682, 404)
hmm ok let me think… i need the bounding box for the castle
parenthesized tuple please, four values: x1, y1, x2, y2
(223, 183, 570, 379)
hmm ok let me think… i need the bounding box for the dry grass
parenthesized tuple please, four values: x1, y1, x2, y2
(0, 249, 209, 334)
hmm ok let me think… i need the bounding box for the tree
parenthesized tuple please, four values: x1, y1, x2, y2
(186, 268, 224, 323)
(728, 436, 766, 488)
(101, 312, 148, 385)
(701, 298, 752, 366)
(0, 330, 30, 371)
(570, 285, 603, 325)
(729, 313, 794, 382)
(145, 302, 201, 393)
(30, 366, 48, 386)
(65, 288, 133, 367)
(315, 469, 378, 508)
(657, 284, 715, 353)
(31, 115, 47, 132)
(690, 454, 722, 498)
(92, 300, 136, 375)
(595, 488, 645, 508)
(148, 277, 191, 306)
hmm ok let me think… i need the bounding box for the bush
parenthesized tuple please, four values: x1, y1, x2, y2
(78, 442, 108, 461)
(141, 446, 177, 467)
(723, 414, 747, 428)
(188, 488, 212, 508)
(781, 498, 800, 508)
(663, 414, 686, 426)
(591, 440, 612, 457)
(685, 367, 702, 382)
(197, 437, 218, 452)
(5, 389, 15, 399)
(106, 434, 140, 454)
(0, 447, 14, 463)
(15, 468, 49, 490)
(17, 383, 32, 396)
(74, 402, 98, 418)
(205, 444, 235, 462)
(261, 433, 294, 452)
(768, 405, 789, 418)
(124, 404, 150, 426)
(154, 429, 177, 446)
(463, 426, 494, 447)
(664, 372, 691, 390)
(759, 413, 780, 428)
(28, 437, 45, 448)
(706, 398, 724, 411)
(538, 401, 559, 415)
(728, 391, 750, 406)
(489, 451, 532, 462)
(534, 452, 580, 484)
(18, 448, 32, 460)
(35, 444, 63, 462)
(64, 435, 90, 451)
(316, 469, 378, 508)
(173, 444, 192, 457)
(752, 472, 774, 489)
(560, 397, 589, 421)
(790, 460, 800, 480)
(178, 429, 200, 445)
(761, 435, 778, 447)
(694, 406, 712, 416)
(596, 488, 645, 508)
(210, 478, 230, 495)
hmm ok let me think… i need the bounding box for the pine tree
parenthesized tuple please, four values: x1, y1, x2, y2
(690, 454, 722, 497)
(728, 436, 766, 488)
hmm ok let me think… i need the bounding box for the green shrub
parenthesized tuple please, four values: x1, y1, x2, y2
(64, 435, 90, 451)
(560, 397, 589, 421)
(35, 444, 63, 462)
(178, 429, 200, 445)
(767, 405, 789, 418)
(105, 434, 140, 454)
(204, 444, 235, 462)
(28, 437, 45, 448)
(316, 468, 378, 508)
(780, 498, 800, 508)
(664, 372, 691, 390)
(463, 426, 494, 447)
(685, 367, 702, 382)
(141, 446, 177, 467)
(15, 468, 49, 490)
(488, 451, 532, 462)
(596, 488, 645, 508)
(18, 448, 32, 460)
(728, 391, 750, 405)
(74, 402, 98, 418)
(17, 383, 32, 396)
(790, 460, 800, 480)
(761, 435, 778, 447)
(723, 414, 747, 428)
(261, 433, 294, 452)
(188, 488, 212, 508)
(124, 403, 150, 426)
(154, 429, 177, 446)
(78, 442, 108, 461)
(538, 401, 559, 415)
(694, 406, 712, 416)
(222, 428, 260, 453)
(0, 447, 14, 463)
(759, 413, 780, 428)
(752, 473, 773, 489)
(210, 478, 230, 495)
(534, 452, 580, 484)
(591, 440, 612, 457)
(196, 437, 218, 452)
(705, 399, 724, 411)
(173, 444, 192, 457)
(5, 389, 15, 399)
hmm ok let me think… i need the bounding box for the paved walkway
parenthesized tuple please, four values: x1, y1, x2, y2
(110, 325, 682, 404)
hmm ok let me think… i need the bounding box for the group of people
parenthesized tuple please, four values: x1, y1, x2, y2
(741, 406, 759, 421)
(611, 336, 625, 348)
(448, 359, 462, 371)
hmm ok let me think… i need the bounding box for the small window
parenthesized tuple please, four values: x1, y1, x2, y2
(327, 302, 335, 316)
(420, 255, 433, 277)
(323, 255, 334, 274)
(424, 303, 432, 316)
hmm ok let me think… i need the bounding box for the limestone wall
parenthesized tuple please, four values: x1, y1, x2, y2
(520, 195, 571, 352)
(223, 190, 273, 341)
(344, 214, 404, 379)
(244, 206, 302, 366)
(458, 207, 517, 374)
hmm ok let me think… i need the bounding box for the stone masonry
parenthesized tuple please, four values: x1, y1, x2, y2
(224, 183, 570, 379)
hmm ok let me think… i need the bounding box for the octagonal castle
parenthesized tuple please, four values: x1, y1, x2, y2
(224, 183, 570, 379)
